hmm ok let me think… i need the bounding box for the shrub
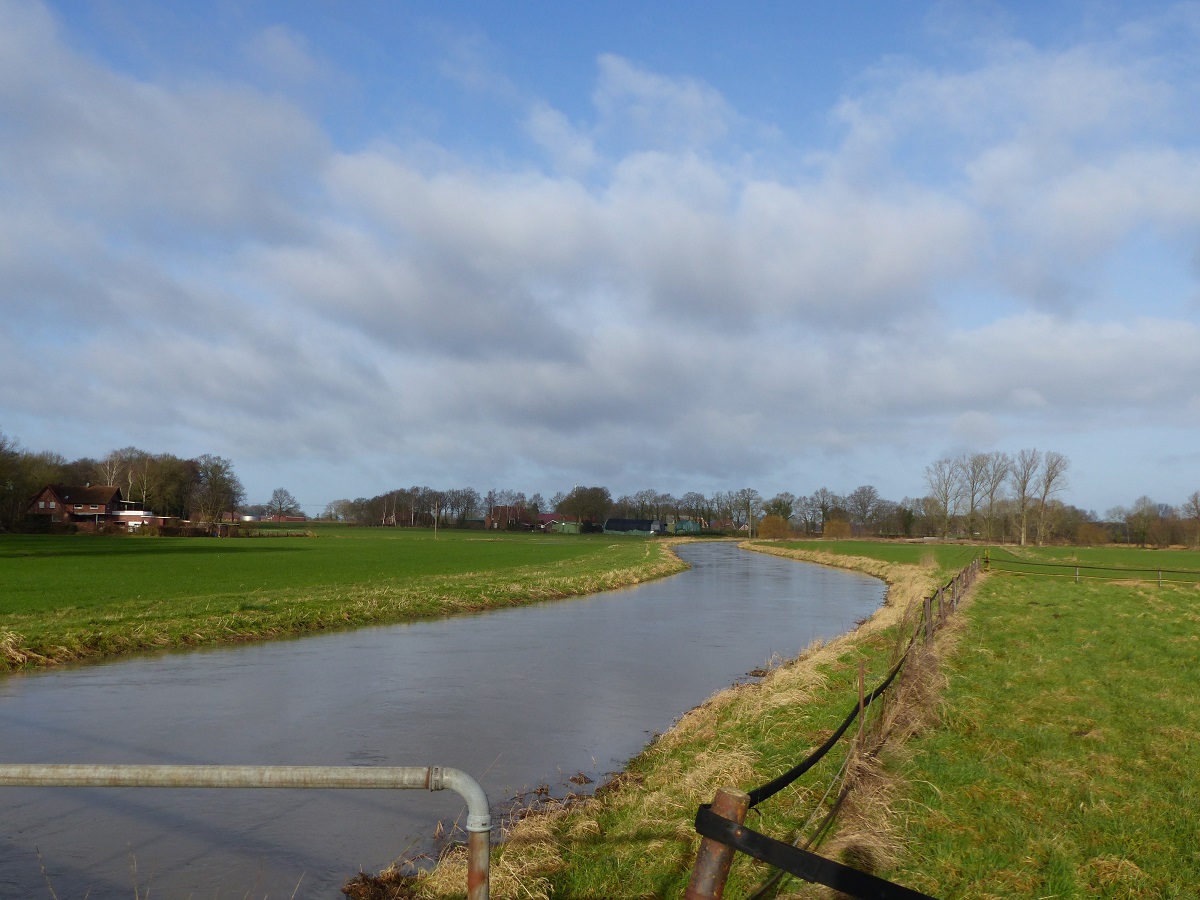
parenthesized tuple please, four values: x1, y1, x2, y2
(757, 515, 791, 539)
(823, 519, 852, 540)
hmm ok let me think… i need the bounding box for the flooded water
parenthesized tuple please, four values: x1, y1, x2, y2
(0, 542, 884, 897)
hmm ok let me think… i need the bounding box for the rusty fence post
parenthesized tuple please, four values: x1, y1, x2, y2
(686, 787, 750, 900)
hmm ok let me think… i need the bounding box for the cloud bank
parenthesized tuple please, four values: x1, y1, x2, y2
(1, 1, 1198, 511)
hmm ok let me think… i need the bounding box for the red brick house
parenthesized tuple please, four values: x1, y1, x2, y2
(27, 484, 124, 528)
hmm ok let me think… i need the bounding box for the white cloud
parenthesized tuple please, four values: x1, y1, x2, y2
(245, 24, 324, 83)
(593, 54, 734, 149)
(525, 102, 599, 175)
(3, 0, 1200, 512)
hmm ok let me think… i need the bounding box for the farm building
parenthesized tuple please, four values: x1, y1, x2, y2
(27, 484, 122, 525)
(602, 518, 664, 535)
(26, 484, 166, 531)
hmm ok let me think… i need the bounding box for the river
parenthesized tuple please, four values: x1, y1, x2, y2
(0, 541, 884, 897)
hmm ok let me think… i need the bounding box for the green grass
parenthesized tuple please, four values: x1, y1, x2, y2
(775, 539, 981, 576)
(0, 527, 685, 670)
(989, 544, 1200, 583)
(881, 572, 1200, 898)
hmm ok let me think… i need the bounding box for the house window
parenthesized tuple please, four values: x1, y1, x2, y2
(49, 501, 55, 509)
(90, 504, 98, 510)
(38, 501, 45, 509)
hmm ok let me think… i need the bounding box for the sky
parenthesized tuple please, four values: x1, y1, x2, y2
(2, 0, 1199, 517)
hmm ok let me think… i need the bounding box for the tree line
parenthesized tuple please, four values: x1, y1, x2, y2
(3, 429, 1197, 547)
(330, 449, 1199, 548)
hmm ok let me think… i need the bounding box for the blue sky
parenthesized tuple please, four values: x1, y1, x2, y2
(2, 0, 1199, 515)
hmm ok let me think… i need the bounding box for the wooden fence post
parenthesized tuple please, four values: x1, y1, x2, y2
(924, 595, 933, 644)
(686, 787, 750, 900)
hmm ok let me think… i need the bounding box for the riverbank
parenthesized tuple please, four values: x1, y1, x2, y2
(0, 529, 687, 672)
(396, 540, 1200, 899)
(395, 540, 952, 899)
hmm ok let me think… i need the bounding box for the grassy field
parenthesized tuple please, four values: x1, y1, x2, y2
(880, 554, 1200, 898)
(403, 539, 1200, 900)
(773, 539, 981, 573)
(988, 543, 1200, 583)
(0, 526, 686, 671)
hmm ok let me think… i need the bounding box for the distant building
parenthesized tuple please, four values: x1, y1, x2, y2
(27, 484, 122, 526)
(26, 484, 168, 531)
(602, 518, 664, 536)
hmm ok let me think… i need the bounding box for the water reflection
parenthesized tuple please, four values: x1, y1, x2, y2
(0, 542, 883, 897)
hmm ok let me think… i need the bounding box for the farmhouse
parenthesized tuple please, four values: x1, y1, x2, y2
(26, 484, 163, 531)
(27, 484, 123, 527)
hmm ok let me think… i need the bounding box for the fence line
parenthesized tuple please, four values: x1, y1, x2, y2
(688, 557, 982, 900)
(985, 553, 1200, 585)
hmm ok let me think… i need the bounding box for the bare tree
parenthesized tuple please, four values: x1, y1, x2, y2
(1035, 451, 1070, 545)
(269, 488, 302, 520)
(955, 453, 989, 539)
(924, 459, 962, 537)
(846, 484, 880, 535)
(810, 487, 840, 532)
(1009, 448, 1041, 546)
(982, 451, 1011, 541)
(763, 492, 796, 523)
(731, 488, 763, 536)
(1184, 490, 1200, 549)
(190, 455, 245, 530)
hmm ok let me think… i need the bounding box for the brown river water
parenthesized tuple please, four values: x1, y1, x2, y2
(0, 542, 884, 897)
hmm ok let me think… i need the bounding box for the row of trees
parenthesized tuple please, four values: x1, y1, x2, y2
(4, 429, 1198, 547)
(1106, 495, 1200, 549)
(923, 449, 1070, 545)
(329, 448, 1199, 548)
(0, 432, 245, 528)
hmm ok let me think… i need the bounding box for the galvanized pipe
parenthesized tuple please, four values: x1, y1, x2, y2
(0, 764, 490, 900)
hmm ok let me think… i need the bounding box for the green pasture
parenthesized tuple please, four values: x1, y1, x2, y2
(777, 538, 982, 574)
(0, 527, 685, 670)
(882, 565, 1200, 897)
(990, 543, 1200, 583)
(1, 526, 626, 612)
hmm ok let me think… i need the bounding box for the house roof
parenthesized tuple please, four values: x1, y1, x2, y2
(603, 518, 660, 532)
(42, 484, 123, 506)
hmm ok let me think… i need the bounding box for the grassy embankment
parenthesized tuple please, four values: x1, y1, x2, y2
(0, 525, 686, 672)
(406, 541, 1200, 900)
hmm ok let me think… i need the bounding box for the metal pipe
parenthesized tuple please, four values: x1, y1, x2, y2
(0, 764, 490, 900)
(685, 787, 749, 900)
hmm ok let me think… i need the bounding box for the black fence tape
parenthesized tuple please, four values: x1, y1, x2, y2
(746, 631, 914, 807)
(695, 805, 938, 899)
